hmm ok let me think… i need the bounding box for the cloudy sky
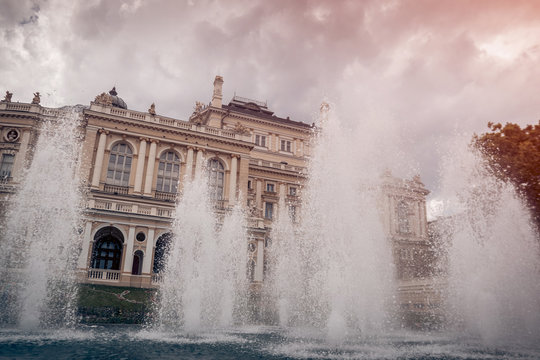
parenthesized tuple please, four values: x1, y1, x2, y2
(1, 0, 540, 210)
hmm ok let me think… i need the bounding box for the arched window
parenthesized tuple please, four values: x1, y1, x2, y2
(91, 226, 124, 270)
(132, 250, 143, 275)
(153, 233, 172, 274)
(106, 143, 133, 186)
(397, 200, 410, 234)
(208, 158, 225, 200)
(157, 151, 181, 193)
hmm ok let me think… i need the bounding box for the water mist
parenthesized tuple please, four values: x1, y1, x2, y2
(268, 103, 395, 339)
(0, 109, 84, 329)
(438, 139, 540, 344)
(155, 170, 249, 332)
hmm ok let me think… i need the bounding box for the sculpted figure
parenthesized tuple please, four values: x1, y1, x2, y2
(2, 91, 13, 102)
(94, 92, 112, 106)
(194, 101, 204, 113)
(148, 103, 156, 115)
(32, 92, 41, 104)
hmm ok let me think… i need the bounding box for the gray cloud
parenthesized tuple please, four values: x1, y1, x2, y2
(1, 0, 539, 203)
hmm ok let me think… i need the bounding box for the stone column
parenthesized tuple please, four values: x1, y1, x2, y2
(185, 146, 194, 180)
(254, 239, 265, 281)
(228, 155, 238, 205)
(77, 221, 94, 269)
(143, 228, 155, 274)
(194, 148, 204, 178)
(279, 183, 286, 205)
(123, 226, 136, 273)
(143, 140, 157, 196)
(255, 179, 262, 210)
(91, 130, 108, 188)
(133, 138, 147, 193)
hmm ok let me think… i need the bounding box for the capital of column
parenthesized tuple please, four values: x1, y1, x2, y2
(98, 129, 109, 135)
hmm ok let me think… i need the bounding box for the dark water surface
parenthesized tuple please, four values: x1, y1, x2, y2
(0, 325, 538, 359)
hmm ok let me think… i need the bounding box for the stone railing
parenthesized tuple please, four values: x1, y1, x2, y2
(151, 273, 163, 284)
(249, 159, 305, 173)
(91, 199, 174, 218)
(155, 191, 177, 202)
(0, 102, 72, 118)
(89, 103, 252, 142)
(87, 269, 120, 281)
(103, 184, 129, 195)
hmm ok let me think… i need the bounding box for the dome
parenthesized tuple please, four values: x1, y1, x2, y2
(109, 87, 127, 109)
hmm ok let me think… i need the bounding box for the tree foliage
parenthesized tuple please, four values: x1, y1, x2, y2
(473, 121, 540, 230)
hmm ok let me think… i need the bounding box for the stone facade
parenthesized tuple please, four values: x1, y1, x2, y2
(0, 77, 439, 318)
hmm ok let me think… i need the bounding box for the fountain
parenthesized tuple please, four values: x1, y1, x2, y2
(154, 170, 249, 332)
(0, 100, 539, 359)
(0, 108, 84, 329)
(437, 139, 540, 345)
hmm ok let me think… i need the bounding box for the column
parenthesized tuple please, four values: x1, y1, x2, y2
(255, 179, 262, 209)
(194, 148, 204, 178)
(228, 155, 238, 205)
(279, 183, 286, 205)
(133, 138, 147, 193)
(142, 228, 155, 274)
(11, 130, 30, 182)
(143, 140, 157, 196)
(254, 239, 265, 281)
(91, 130, 108, 188)
(77, 221, 94, 269)
(185, 146, 194, 180)
(123, 226, 136, 273)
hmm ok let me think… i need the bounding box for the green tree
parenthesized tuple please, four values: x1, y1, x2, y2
(473, 121, 540, 232)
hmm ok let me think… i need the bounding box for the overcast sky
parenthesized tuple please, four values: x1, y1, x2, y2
(1, 0, 539, 211)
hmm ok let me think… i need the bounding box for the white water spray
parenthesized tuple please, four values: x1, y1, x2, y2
(0, 109, 84, 329)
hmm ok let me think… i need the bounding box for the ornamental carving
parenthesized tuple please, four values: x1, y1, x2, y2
(4, 128, 20, 142)
(232, 122, 250, 135)
(94, 92, 112, 106)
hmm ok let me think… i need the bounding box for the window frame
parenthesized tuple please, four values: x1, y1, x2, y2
(207, 158, 225, 201)
(156, 150, 181, 193)
(106, 142, 133, 187)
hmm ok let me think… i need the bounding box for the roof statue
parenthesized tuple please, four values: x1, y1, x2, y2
(109, 87, 118, 96)
(194, 101, 205, 113)
(32, 92, 40, 105)
(94, 92, 112, 106)
(148, 103, 156, 115)
(1, 91, 12, 103)
(108, 86, 127, 109)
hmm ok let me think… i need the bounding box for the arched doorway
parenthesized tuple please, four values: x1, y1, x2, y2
(132, 250, 143, 275)
(153, 233, 172, 274)
(91, 226, 124, 270)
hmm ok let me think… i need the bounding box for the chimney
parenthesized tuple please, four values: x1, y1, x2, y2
(211, 75, 224, 108)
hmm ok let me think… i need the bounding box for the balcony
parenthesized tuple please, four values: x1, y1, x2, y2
(87, 269, 120, 282)
(103, 184, 129, 195)
(91, 199, 174, 218)
(155, 191, 177, 202)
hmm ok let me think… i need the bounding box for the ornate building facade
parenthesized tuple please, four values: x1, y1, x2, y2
(0, 77, 439, 320)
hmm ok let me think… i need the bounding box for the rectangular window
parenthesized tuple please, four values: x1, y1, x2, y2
(289, 205, 296, 222)
(266, 183, 275, 192)
(289, 187, 297, 196)
(247, 180, 252, 190)
(265, 202, 273, 220)
(255, 134, 266, 147)
(0, 154, 14, 179)
(280, 140, 292, 152)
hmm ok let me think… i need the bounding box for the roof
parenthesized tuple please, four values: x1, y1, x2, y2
(223, 96, 311, 129)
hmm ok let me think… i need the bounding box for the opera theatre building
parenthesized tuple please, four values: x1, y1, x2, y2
(0, 77, 438, 317)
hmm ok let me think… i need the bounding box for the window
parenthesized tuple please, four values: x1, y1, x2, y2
(132, 250, 143, 275)
(280, 140, 292, 152)
(136, 232, 146, 242)
(0, 154, 14, 179)
(153, 233, 172, 274)
(289, 205, 296, 222)
(208, 158, 225, 200)
(289, 186, 297, 196)
(397, 200, 410, 234)
(255, 134, 266, 147)
(91, 226, 124, 270)
(265, 202, 274, 220)
(247, 180, 252, 190)
(400, 248, 414, 261)
(156, 151, 181, 193)
(266, 183, 275, 192)
(106, 143, 133, 186)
